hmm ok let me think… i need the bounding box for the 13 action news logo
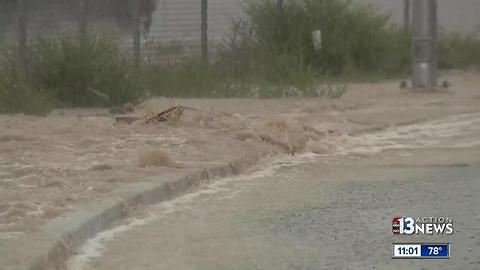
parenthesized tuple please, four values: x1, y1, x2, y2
(392, 217, 454, 235)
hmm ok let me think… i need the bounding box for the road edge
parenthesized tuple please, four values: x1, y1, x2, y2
(19, 115, 456, 270)
(28, 150, 268, 270)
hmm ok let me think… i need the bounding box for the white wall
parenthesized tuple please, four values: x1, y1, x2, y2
(2, 0, 478, 49)
(148, 0, 480, 46)
(360, 0, 480, 34)
(149, 0, 243, 44)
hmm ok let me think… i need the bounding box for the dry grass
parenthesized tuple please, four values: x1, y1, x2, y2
(137, 149, 186, 168)
(258, 132, 293, 153)
(233, 119, 337, 155)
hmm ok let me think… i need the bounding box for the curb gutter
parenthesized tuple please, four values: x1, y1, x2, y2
(27, 151, 266, 270)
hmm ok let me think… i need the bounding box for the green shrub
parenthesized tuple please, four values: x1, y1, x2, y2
(0, 34, 144, 114)
(143, 59, 223, 97)
(0, 48, 54, 115)
(143, 57, 318, 98)
(0, 81, 54, 115)
(27, 34, 141, 107)
(439, 32, 480, 69)
(217, 4, 316, 88)
(217, 0, 411, 82)
(3, 0, 480, 110)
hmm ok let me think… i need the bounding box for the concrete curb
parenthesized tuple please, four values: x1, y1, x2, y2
(12, 118, 437, 270)
(27, 150, 267, 270)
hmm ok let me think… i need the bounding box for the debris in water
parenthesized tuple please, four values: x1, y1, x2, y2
(441, 80, 451, 89)
(138, 149, 186, 168)
(87, 87, 109, 102)
(142, 106, 198, 124)
(123, 102, 135, 113)
(234, 120, 338, 155)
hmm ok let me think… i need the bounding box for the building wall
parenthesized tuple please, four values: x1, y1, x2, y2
(147, 0, 480, 44)
(365, 0, 480, 34)
(148, 0, 243, 44)
(0, 0, 244, 48)
(0, 0, 126, 46)
(147, 0, 480, 45)
(1, 0, 479, 49)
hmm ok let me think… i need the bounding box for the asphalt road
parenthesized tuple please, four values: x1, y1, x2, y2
(69, 114, 480, 270)
(68, 146, 480, 270)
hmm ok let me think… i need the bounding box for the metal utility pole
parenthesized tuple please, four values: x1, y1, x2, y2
(17, 0, 27, 80)
(133, 0, 141, 67)
(201, 0, 208, 66)
(411, 0, 438, 89)
(403, 0, 411, 29)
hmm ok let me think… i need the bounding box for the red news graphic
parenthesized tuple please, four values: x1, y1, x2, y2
(392, 216, 401, 234)
(392, 216, 454, 235)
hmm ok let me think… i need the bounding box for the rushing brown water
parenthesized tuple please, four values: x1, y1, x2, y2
(66, 109, 480, 270)
(1, 71, 479, 236)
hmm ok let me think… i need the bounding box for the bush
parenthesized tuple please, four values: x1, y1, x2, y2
(0, 81, 54, 115)
(144, 58, 318, 98)
(144, 59, 224, 97)
(217, 4, 316, 88)
(28, 34, 141, 107)
(439, 32, 480, 69)
(3, 0, 480, 111)
(217, 0, 411, 81)
(0, 33, 142, 115)
(0, 48, 54, 115)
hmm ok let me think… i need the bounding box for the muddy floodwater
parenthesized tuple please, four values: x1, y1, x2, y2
(1, 71, 479, 236)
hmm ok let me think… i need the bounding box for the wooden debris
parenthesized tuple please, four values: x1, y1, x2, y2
(112, 105, 200, 125)
(143, 105, 198, 124)
(87, 87, 109, 102)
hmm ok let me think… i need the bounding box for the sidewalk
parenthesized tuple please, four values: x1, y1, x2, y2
(0, 70, 479, 270)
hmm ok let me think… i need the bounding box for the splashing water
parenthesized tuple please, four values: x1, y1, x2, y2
(66, 153, 318, 270)
(334, 112, 480, 155)
(67, 113, 480, 270)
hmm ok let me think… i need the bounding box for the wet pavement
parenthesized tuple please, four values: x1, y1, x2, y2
(69, 109, 480, 270)
(1, 71, 480, 269)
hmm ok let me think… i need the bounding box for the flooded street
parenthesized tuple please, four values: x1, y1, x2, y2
(0, 71, 479, 270)
(68, 107, 480, 270)
(336, 112, 480, 155)
(2, 0, 480, 268)
(1, 71, 480, 235)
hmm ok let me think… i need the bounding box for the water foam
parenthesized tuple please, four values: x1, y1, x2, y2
(67, 113, 480, 269)
(66, 153, 317, 270)
(336, 112, 480, 155)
